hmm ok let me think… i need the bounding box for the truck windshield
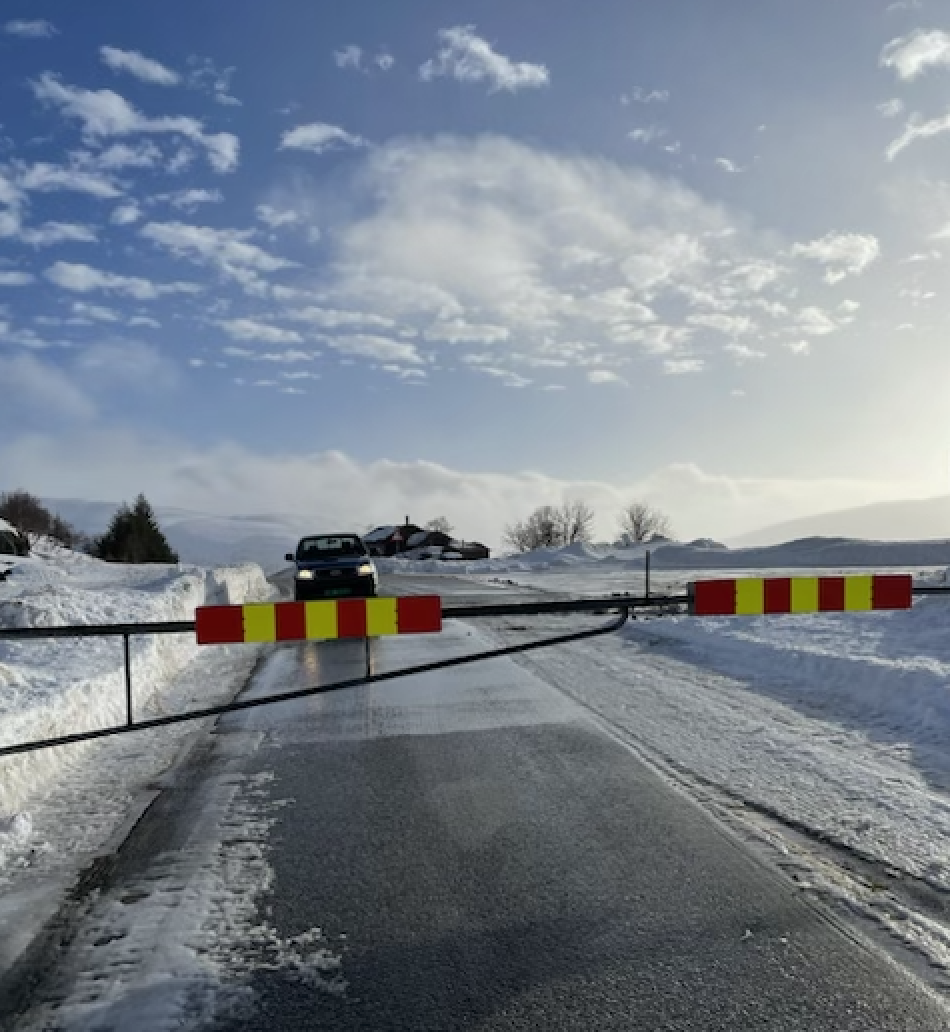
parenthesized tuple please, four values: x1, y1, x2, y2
(296, 536, 366, 560)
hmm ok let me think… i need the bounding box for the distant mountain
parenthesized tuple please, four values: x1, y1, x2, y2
(728, 494, 950, 548)
(44, 498, 317, 573)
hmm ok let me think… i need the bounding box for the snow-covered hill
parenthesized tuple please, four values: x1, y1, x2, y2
(729, 493, 950, 547)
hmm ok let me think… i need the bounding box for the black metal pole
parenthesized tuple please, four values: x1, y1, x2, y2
(123, 633, 133, 727)
(645, 550, 651, 600)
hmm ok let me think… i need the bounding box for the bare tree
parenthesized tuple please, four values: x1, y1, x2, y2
(504, 505, 558, 552)
(557, 500, 595, 544)
(618, 501, 672, 543)
(425, 517, 454, 536)
(503, 502, 595, 552)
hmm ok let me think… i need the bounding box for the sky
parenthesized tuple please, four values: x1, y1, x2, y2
(1, 0, 949, 547)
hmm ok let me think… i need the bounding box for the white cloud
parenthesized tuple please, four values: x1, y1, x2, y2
(286, 306, 395, 330)
(886, 111, 950, 160)
(625, 88, 669, 104)
(19, 222, 97, 247)
(334, 45, 362, 69)
(100, 46, 180, 86)
(663, 358, 704, 374)
(111, 202, 143, 225)
(4, 20, 56, 38)
(881, 29, 950, 80)
(45, 261, 202, 300)
(687, 313, 756, 336)
(72, 302, 120, 322)
(223, 346, 314, 362)
(382, 364, 425, 379)
(0, 271, 34, 286)
(877, 98, 904, 118)
(791, 232, 880, 282)
(628, 126, 667, 145)
(587, 370, 627, 385)
(796, 306, 837, 336)
(0, 170, 23, 208)
(715, 157, 739, 172)
(86, 141, 163, 170)
(303, 135, 857, 381)
(419, 25, 549, 93)
(279, 123, 366, 154)
(217, 318, 303, 344)
(256, 204, 300, 229)
(162, 188, 224, 210)
(17, 161, 121, 198)
(327, 334, 423, 364)
(785, 339, 811, 355)
(187, 56, 241, 107)
(140, 221, 293, 289)
(334, 45, 394, 74)
(129, 315, 161, 328)
(31, 73, 240, 172)
(470, 365, 531, 388)
(167, 148, 194, 174)
(724, 342, 765, 362)
(423, 319, 509, 344)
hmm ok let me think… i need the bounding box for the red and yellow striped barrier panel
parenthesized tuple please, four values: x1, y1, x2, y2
(195, 595, 442, 644)
(690, 574, 912, 617)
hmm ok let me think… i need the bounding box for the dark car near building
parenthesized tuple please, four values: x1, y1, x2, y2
(286, 533, 379, 601)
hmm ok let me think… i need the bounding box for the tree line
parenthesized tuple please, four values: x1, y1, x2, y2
(503, 501, 672, 553)
(0, 489, 178, 563)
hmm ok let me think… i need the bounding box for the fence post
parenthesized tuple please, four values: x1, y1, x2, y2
(123, 633, 133, 726)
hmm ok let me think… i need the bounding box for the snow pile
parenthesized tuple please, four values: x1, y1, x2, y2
(640, 589, 950, 755)
(0, 552, 271, 818)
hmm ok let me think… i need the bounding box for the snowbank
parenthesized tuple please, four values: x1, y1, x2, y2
(638, 586, 950, 754)
(0, 552, 271, 819)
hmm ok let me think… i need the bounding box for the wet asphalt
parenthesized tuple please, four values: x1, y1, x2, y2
(201, 573, 950, 1031)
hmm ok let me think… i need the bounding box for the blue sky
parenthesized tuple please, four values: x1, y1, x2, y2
(1, 0, 949, 544)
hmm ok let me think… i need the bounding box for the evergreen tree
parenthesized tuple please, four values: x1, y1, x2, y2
(94, 494, 179, 564)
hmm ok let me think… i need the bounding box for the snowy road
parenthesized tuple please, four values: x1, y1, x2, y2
(8, 573, 950, 1029)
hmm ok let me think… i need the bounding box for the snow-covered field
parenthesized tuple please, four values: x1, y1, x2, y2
(0, 544, 271, 967)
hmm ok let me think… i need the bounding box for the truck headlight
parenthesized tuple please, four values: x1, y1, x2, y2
(357, 563, 374, 576)
(296, 569, 314, 580)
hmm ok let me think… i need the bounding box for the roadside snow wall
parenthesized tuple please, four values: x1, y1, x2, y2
(0, 557, 271, 816)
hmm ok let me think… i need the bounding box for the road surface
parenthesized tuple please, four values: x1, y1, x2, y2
(9, 573, 950, 1030)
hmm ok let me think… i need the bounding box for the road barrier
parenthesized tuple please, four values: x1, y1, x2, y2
(195, 596, 443, 644)
(0, 575, 933, 757)
(689, 574, 913, 616)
